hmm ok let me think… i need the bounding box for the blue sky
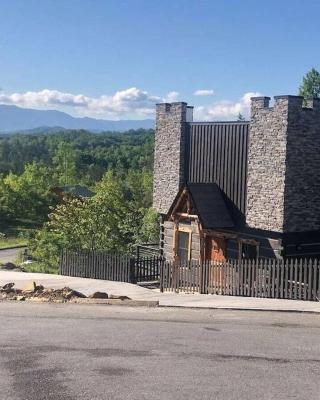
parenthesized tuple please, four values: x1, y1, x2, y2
(0, 0, 319, 120)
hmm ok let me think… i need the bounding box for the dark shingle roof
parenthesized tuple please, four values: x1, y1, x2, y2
(188, 183, 234, 229)
(59, 185, 95, 198)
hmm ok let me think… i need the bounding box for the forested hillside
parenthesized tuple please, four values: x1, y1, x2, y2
(0, 129, 157, 271)
(0, 128, 154, 178)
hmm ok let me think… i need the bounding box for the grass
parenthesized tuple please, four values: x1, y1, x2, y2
(1, 218, 40, 236)
(0, 237, 27, 250)
(0, 218, 41, 249)
(22, 262, 59, 275)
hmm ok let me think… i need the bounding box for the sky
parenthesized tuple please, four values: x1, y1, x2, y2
(0, 0, 319, 121)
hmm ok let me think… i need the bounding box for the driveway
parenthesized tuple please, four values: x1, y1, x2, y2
(0, 247, 24, 264)
(0, 302, 319, 400)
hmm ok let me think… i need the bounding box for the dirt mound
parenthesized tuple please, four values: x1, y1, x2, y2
(0, 282, 87, 302)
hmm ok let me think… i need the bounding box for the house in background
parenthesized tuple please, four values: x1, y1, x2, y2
(51, 184, 95, 200)
(153, 97, 320, 262)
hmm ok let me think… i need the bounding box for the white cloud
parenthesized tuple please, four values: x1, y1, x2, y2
(164, 91, 179, 102)
(194, 91, 262, 121)
(0, 87, 262, 121)
(0, 87, 163, 120)
(194, 89, 215, 96)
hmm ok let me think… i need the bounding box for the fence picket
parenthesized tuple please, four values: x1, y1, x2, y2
(275, 259, 279, 299)
(225, 261, 229, 295)
(298, 259, 303, 300)
(293, 259, 298, 300)
(315, 261, 320, 301)
(283, 260, 288, 299)
(313, 260, 318, 300)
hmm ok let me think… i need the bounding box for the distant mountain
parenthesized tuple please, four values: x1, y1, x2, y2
(0, 104, 154, 133)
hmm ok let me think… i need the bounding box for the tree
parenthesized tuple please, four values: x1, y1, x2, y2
(298, 68, 320, 99)
(29, 170, 159, 270)
(52, 142, 80, 185)
(0, 162, 56, 223)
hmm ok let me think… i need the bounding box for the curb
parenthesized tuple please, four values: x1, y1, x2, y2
(71, 298, 159, 307)
(0, 297, 318, 312)
(158, 304, 320, 314)
(0, 297, 159, 307)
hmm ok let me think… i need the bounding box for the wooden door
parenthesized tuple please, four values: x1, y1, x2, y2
(205, 236, 226, 262)
(205, 236, 226, 294)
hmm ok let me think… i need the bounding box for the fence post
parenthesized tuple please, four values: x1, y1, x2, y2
(200, 261, 209, 294)
(159, 259, 164, 292)
(59, 249, 64, 275)
(129, 257, 137, 284)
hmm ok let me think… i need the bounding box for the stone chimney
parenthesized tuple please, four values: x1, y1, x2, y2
(153, 102, 193, 214)
(246, 95, 320, 233)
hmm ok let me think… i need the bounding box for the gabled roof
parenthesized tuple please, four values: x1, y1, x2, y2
(169, 183, 234, 229)
(188, 183, 234, 229)
(56, 185, 95, 198)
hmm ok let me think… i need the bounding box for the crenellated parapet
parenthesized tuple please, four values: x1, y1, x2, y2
(247, 95, 320, 232)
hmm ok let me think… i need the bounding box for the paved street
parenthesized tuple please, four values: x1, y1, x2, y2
(0, 302, 319, 400)
(0, 247, 24, 264)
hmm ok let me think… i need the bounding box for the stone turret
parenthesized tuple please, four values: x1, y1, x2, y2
(246, 95, 320, 233)
(153, 102, 193, 214)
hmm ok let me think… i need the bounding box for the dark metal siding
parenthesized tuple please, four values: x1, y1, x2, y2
(187, 122, 249, 218)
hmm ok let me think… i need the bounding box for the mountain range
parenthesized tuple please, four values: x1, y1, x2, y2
(0, 104, 154, 133)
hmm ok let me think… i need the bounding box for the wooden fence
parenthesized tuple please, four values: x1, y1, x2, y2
(59, 250, 161, 283)
(60, 251, 320, 301)
(160, 259, 320, 301)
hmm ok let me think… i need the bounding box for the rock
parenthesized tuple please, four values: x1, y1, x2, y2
(16, 296, 25, 301)
(1, 282, 15, 292)
(108, 294, 131, 300)
(41, 288, 54, 295)
(63, 290, 74, 300)
(66, 288, 86, 299)
(53, 287, 87, 300)
(34, 284, 44, 293)
(89, 292, 108, 299)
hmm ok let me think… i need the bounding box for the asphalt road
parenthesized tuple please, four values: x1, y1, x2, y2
(0, 247, 24, 264)
(0, 303, 319, 400)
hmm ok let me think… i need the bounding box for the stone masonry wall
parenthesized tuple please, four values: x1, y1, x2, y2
(246, 96, 288, 232)
(153, 102, 193, 214)
(247, 95, 320, 233)
(284, 97, 320, 231)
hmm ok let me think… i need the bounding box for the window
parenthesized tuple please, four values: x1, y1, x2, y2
(241, 242, 258, 260)
(177, 231, 190, 263)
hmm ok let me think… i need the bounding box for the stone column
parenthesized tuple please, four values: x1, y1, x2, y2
(246, 96, 288, 232)
(153, 102, 193, 214)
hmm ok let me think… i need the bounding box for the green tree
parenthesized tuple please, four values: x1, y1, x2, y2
(0, 162, 57, 223)
(298, 68, 320, 99)
(52, 142, 80, 185)
(29, 170, 159, 270)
